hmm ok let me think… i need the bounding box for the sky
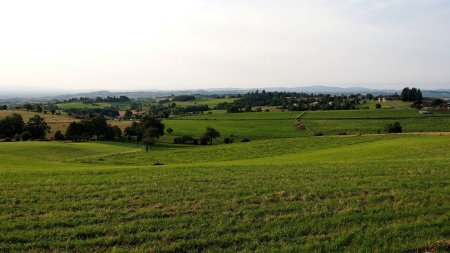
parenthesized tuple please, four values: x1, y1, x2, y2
(1, 0, 450, 91)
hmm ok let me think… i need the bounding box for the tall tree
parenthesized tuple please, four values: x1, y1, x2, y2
(140, 115, 165, 152)
(204, 126, 220, 144)
(0, 113, 25, 138)
(25, 115, 50, 139)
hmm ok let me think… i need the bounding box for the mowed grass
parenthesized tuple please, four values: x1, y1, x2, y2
(162, 118, 308, 142)
(303, 117, 450, 135)
(301, 109, 423, 119)
(0, 135, 449, 252)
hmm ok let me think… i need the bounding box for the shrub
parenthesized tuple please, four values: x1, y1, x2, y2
(173, 135, 198, 145)
(241, 138, 250, 142)
(385, 122, 402, 133)
(166, 128, 173, 134)
(3, 137, 12, 142)
(375, 103, 382, 109)
(21, 131, 33, 141)
(314, 132, 324, 136)
(224, 137, 233, 144)
(14, 134, 20, 141)
(54, 130, 65, 140)
(337, 132, 347, 135)
(200, 135, 209, 145)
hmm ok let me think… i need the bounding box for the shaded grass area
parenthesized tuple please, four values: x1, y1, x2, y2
(0, 136, 449, 251)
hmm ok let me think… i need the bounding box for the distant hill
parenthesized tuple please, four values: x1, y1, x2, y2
(1, 86, 449, 101)
(54, 86, 450, 99)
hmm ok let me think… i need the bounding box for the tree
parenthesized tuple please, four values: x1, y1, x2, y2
(385, 122, 402, 133)
(35, 105, 43, 113)
(20, 131, 32, 141)
(25, 115, 50, 139)
(90, 116, 109, 140)
(54, 130, 65, 140)
(0, 105, 7, 110)
(203, 126, 220, 144)
(141, 116, 165, 152)
(24, 103, 33, 111)
(0, 113, 25, 138)
(431, 99, 444, 107)
(65, 121, 93, 141)
(375, 103, 382, 109)
(124, 109, 133, 119)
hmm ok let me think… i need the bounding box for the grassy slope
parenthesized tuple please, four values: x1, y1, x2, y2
(0, 135, 449, 252)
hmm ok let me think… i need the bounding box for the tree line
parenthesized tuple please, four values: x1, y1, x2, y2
(0, 114, 50, 141)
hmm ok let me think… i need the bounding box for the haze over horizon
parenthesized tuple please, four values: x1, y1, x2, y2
(1, 0, 450, 91)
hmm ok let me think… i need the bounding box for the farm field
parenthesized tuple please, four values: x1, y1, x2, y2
(300, 109, 423, 119)
(161, 119, 307, 142)
(355, 100, 412, 109)
(302, 117, 450, 135)
(161, 96, 237, 107)
(174, 111, 300, 120)
(0, 135, 449, 252)
(56, 101, 133, 110)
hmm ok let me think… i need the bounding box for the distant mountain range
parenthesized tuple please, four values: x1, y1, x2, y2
(1, 86, 450, 100)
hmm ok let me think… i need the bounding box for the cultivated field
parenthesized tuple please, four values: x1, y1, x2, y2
(0, 135, 449, 251)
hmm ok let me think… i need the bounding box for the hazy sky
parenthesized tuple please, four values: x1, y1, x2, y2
(1, 0, 450, 91)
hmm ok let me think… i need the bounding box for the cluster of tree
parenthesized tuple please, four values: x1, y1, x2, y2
(173, 127, 220, 145)
(64, 108, 119, 118)
(0, 105, 7, 110)
(0, 114, 50, 141)
(431, 98, 447, 108)
(172, 95, 196, 102)
(64, 116, 122, 141)
(401, 87, 423, 106)
(147, 104, 210, 118)
(64, 96, 130, 104)
(216, 91, 370, 112)
(20, 103, 58, 114)
(124, 116, 165, 152)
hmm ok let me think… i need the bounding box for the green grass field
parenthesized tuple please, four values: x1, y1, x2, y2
(56, 102, 113, 109)
(300, 109, 423, 119)
(1, 135, 449, 252)
(1, 106, 450, 251)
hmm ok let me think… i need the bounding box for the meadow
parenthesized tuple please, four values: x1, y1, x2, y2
(162, 96, 237, 108)
(0, 135, 449, 252)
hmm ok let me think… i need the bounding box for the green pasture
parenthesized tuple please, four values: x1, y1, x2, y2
(300, 109, 422, 119)
(302, 117, 450, 135)
(56, 101, 132, 110)
(355, 100, 412, 109)
(56, 102, 113, 109)
(175, 111, 300, 120)
(162, 118, 306, 142)
(162, 96, 237, 107)
(0, 135, 449, 251)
